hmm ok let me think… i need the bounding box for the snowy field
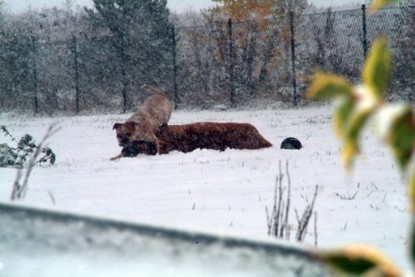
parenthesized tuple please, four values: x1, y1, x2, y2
(0, 105, 411, 271)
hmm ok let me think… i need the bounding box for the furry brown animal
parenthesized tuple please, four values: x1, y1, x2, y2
(111, 85, 173, 160)
(122, 122, 272, 157)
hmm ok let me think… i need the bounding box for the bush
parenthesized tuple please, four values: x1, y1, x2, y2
(0, 125, 56, 168)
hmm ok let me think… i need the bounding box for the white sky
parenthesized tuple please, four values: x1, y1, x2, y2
(5, 0, 364, 13)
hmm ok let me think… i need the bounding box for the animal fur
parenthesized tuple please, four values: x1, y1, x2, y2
(122, 122, 272, 157)
(112, 85, 173, 158)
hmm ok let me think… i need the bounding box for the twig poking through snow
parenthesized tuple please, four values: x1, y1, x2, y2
(10, 123, 60, 201)
(314, 211, 318, 247)
(48, 190, 56, 205)
(296, 185, 318, 242)
(266, 161, 319, 245)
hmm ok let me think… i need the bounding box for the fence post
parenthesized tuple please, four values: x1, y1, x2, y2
(72, 35, 80, 114)
(289, 11, 298, 107)
(172, 26, 179, 110)
(228, 18, 236, 108)
(31, 36, 39, 114)
(361, 4, 368, 59)
(119, 32, 128, 114)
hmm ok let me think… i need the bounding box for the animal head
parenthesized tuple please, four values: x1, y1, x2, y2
(112, 122, 136, 147)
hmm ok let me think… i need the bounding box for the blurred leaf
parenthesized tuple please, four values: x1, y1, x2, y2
(389, 122, 415, 171)
(371, 0, 401, 11)
(336, 86, 378, 168)
(381, 105, 415, 170)
(333, 97, 354, 139)
(342, 138, 360, 169)
(410, 214, 415, 266)
(306, 72, 352, 100)
(362, 38, 391, 100)
(348, 92, 377, 140)
(343, 112, 373, 169)
(378, 104, 415, 211)
(410, 169, 415, 213)
(319, 244, 401, 277)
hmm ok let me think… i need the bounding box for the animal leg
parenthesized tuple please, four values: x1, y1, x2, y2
(152, 134, 161, 154)
(110, 153, 123, 161)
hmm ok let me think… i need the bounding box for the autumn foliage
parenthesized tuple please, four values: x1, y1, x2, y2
(208, 0, 275, 23)
(189, 0, 298, 104)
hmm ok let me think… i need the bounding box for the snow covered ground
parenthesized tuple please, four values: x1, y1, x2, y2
(0, 105, 411, 271)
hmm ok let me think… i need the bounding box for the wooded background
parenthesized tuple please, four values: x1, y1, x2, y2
(0, 0, 414, 114)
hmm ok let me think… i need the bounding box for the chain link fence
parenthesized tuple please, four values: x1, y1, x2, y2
(295, 4, 415, 100)
(1, 4, 414, 114)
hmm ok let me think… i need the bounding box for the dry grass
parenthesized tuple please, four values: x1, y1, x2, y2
(266, 161, 318, 245)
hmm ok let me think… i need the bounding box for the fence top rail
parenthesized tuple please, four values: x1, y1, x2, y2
(303, 3, 414, 15)
(175, 3, 415, 30)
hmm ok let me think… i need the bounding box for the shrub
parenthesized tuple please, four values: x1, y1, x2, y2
(5, 124, 59, 201)
(0, 125, 56, 168)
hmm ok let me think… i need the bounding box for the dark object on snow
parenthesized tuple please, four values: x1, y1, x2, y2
(121, 146, 140, 157)
(280, 137, 302, 150)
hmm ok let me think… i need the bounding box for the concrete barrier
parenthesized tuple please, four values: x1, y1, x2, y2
(0, 202, 331, 276)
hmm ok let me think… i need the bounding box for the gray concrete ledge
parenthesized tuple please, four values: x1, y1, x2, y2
(0, 202, 331, 277)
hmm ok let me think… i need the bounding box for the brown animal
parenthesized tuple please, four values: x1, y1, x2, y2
(120, 122, 272, 157)
(111, 85, 173, 160)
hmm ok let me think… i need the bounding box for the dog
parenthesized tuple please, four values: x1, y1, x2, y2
(119, 122, 272, 157)
(111, 85, 173, 160)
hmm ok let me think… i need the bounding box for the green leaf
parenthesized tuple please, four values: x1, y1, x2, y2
(362, 37, 391, 100)
(50, 153, 56, 165)
(343, 112, 372, 169)
(335, 86, 379, 168)
(318, 244, 401, 277)
(342, 138, 360, 169)
(378, 105, 415, 170)
(306, 72, 352, 100)
(328, 257, 375, 274)
(1, 125, 8, 134)
(389, 117, 415, 170)
(410, 168, 415, 212)
(333, 97, 354, 139)
(411, 215, 415, 270)
(347, 102, 375, 141)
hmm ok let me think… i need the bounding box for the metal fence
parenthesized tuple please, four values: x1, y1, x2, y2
(1, 4, 414, 114)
